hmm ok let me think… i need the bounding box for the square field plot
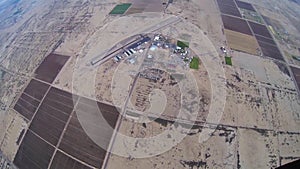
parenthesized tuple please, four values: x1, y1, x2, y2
(29, 87, 78, 146)
(236, 0, 256, 11)
(59, 97, 120, 168)
(14, 79, 50, 120)
(109, 3, 132, 15)
(35, 53, 70, 83)
(225, 29, 259, 55)
(50, 151, 91, 169)
(14, 130, 55, 169)
(221, 14, 252, 35)
(248, 21, 273, 39)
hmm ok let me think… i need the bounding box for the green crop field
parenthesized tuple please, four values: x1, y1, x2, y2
(190, 57, 199, 69)
(177, 40, 189, 49)
(225, 56, 232, 66)
(109, 3, 132, 15)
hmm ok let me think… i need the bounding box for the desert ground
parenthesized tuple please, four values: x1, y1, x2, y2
(0, 0, 299, 169)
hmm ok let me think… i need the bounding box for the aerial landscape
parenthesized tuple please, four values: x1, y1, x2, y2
(0, 0, 299, 168)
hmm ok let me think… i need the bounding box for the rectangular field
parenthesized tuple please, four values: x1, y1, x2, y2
(218, 4, 242, 17)
(248, 21, 273, 38)
(190, 57, 199, 69)
(35, 53, 70, 83)
(221, 14, 253, 35)
(257, 40, 284, 61)
(13, 79, 49, 120)
(14, 84, 119, 168)
(125, 0, 163, 14)
(225, 56, 233, 65)
(58, 113, 107, 168)
(236, 0, 256, 11)
(225, 29, 259, 55)
(109, 3, 132, 15)
(50, 151, 91, 169)
(14, 130, 55, 169)
(58, 97, 119, 168)
(29, 87, 78, 146)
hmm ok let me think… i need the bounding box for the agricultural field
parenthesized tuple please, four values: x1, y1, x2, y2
(240, 8, 263, 24)
(221, 14, 252, 35)
(189, 57, 199, 69)
(0, 0, 300, 169)
(216, 0, 241, 17)
(224, 29, 259, 55)
(126, 0, 164, 14)
(109, 3, 132, 15)
(225, 56, 232, 66)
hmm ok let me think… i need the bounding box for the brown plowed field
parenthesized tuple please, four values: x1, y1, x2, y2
(35, 53, 69, 83)
(219, 4, 241, 17)
(13, 79, 49, 120)
(257, 40, 284, 61)
(58, 97, 119, 168)
(50, 151, 92, 169)
(14, 130, 55, 169)
(236, 0, 256, 11)
(14, 84, 119, 168)
(221, 14, 253, 35)
(126, 0, 163, 15)
(217, 0, 236, 7)
(225, 29, 259, 55)
(29, 87, 78, 145)
(14, 96, 39, 120)
(249, 21, 273, 38)
(58, 112, 107, 169)
(255, 34, 276, 46)
(23, 79, 50, 101)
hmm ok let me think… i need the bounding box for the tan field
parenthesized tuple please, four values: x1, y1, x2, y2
(225, 29, 260, 55)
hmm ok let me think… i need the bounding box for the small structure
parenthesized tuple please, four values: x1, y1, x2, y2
(220, 46, 227, 53)
(150, 45, 158, 51)
(114, 56, 120, 62)
(128, 58, 136, 64)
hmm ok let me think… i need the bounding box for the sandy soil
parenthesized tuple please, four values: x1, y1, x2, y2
(0, 0, 299, 168)
(0, 110, 27, 161)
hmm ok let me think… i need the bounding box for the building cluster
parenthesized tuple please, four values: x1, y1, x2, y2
(139, 68, 164, 82)
(111, 34, 196, 70)
(113, 36, 151, 63)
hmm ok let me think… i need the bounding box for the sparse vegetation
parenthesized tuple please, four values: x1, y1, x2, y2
(177, 40, 189, 49)
(240, 8, 263, 24)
